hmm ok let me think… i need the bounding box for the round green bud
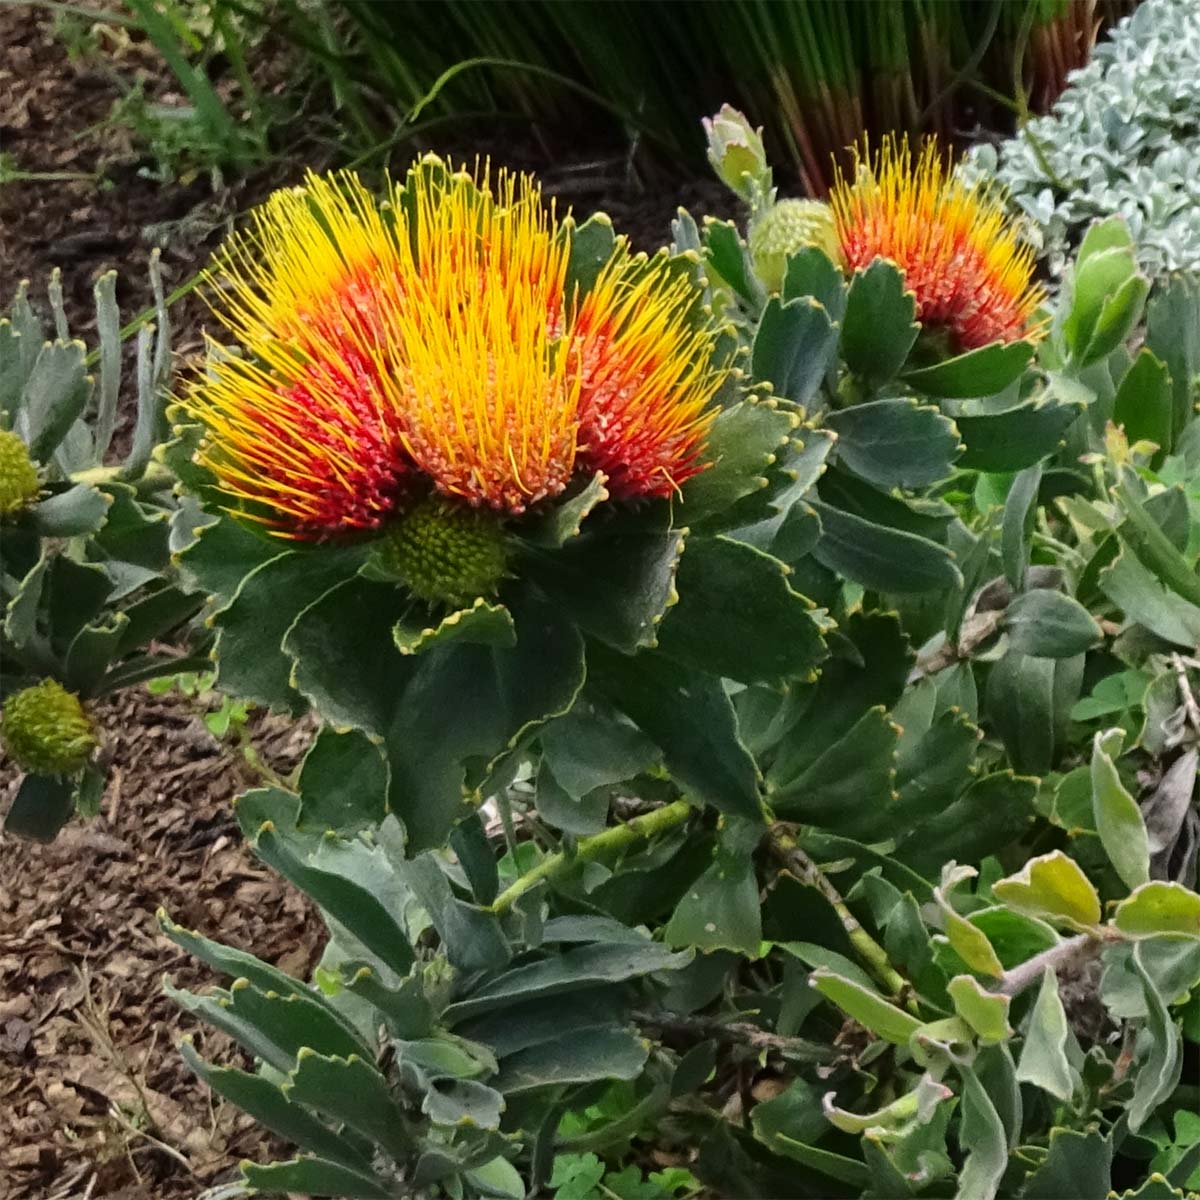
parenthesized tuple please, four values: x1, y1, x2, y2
(376, 497, 511, 609)
(0, 429, 40, 517)
(2, 679, 97, 776)
(749, 199, 842, 294)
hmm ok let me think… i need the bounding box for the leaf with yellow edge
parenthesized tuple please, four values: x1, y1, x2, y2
(992, 850, 1101, 931)
(948, 975, 1012, 1044)
(1113, 882, 1200, 940)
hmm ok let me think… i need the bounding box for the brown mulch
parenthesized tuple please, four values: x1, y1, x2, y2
(0, 688, 320, 1199)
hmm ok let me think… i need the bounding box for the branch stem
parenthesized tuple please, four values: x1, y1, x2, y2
(996, 932, 1098, 998)
(489, 799, 694, 914)
(71, 461, 174, 493)
(770, 829, 918, 1013)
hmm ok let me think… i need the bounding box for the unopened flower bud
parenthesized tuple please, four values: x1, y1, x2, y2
(374, 497, 511, 609)
(0, 429, 40, 516)
(2, 680, 97, 776)
(703, 105, 771, 204)
(749, 199, 843, 293)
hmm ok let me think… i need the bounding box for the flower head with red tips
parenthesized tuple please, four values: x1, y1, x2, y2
(829, 137, 1045, 351)
(187, 160, 728, 549)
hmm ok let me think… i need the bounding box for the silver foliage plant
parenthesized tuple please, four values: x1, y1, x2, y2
(964, 0, 1200, 279)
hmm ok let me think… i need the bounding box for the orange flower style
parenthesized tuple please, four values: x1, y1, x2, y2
(829, 137, 1045, 351)
(188, 161, 727, 538)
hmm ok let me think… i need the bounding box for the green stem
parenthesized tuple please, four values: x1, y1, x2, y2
(71, 460, 174, 492)
(770, 829, 918, 1013)
(490, 799, 693, 914)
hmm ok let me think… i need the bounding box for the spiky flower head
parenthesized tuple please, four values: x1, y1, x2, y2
(188, 160, 727, 543)
(0, 429, 40, 516)
(2, 680, 96, 776)
(374, 497, 511, 609)
(829, 137, 1045, 350)
(749, 199, 842, 294)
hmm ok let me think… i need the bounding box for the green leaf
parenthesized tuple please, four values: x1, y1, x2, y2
(954, 395, 1083, 473)
(1100, 548, 1200, 647)
(1091, 728, 1150, 891)
(771, 706, 899, 837)
(523, 472, 609, 547)
(809, 499, 962, 594)
(1002, 464, 1041, 591)
(841, 260, 919, 383)
(992, 851, 1101, 930)
(703, 218, 760, 305)
(948, 976, 1012, 1043)
(240, 1156, 392, 1198)
(63, 611, 127, 695)
(895, 772, 1037, 879)
(285, 1048, 411, 1160)
(1004, 589, 1102, 658)
(217, 546, 365, 712)
(1128, 942, 1184, 1132)
(655, 535, 826, 684)
(16, 339, 90, 461)
(395, 854, 509, 972)
(782, 246, 846, 322)
(825, 397, 961, 489)
(1114, 481, 1200, 610)
(751, 296, 838, 405)
(466, 1156, 526, 1200)
(957, 1064, 1007, 1200)
(986, 651, 1056, 774)
(1145, 273, 1200, 444)
(393, 599, 516, 656)
(3, 773, 76, 841)
(1079, 274, 1150, 367)
(179, 1043, 374, 1172)
(664, 818, 764, 955)
(493, 1026, 648, 1093)
(1023, 1128, 1112, 1198)
(1114, 349, 1173, 454)
(535, 516, 684, 653)
(676, 399, 797, 524)
(446, 942, 692, 1021)
(942, 904, 1005, 979)
(421, 1078, 504, 1129)
(809, 969, 922, 1044)
(1016, 969, 1075, 1103)
(27, 484, 110, 536)
(247, 810, 416, 977)
(904, 341, 1034, 398)
(175, 513, 281, 606)
(566, 213, 617, 297)
(588, 643, 762, 822)
(3, 550, 48, 650)
(1114, 883, 1200, 940)
(539, 707, 658, 800)
(296, 728, 387, 834)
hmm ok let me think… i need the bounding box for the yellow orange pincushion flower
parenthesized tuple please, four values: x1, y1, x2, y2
(188, 160, 726, 539)
(829, 137, 1044, 351)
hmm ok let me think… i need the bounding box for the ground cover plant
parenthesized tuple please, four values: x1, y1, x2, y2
(966, 0, 1200, 278)
(83, 111, 1198, 1199)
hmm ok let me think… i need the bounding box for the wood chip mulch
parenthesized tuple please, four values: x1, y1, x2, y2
(0, 690, 321, 1200)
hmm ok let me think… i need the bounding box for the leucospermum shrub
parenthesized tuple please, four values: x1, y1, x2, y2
(164, 134, 1200, 1199)
(0, 263, 205, 840)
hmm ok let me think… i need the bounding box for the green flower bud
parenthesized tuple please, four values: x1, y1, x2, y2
(703, 104, 771, 204)
(749, 199, 842, 294)
(375, 497, 511, 609)
(2, 680, 97, 775)
(0, 429, 40, 516)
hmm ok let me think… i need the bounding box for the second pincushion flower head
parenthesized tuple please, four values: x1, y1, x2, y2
(187, 159, 729, 606)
